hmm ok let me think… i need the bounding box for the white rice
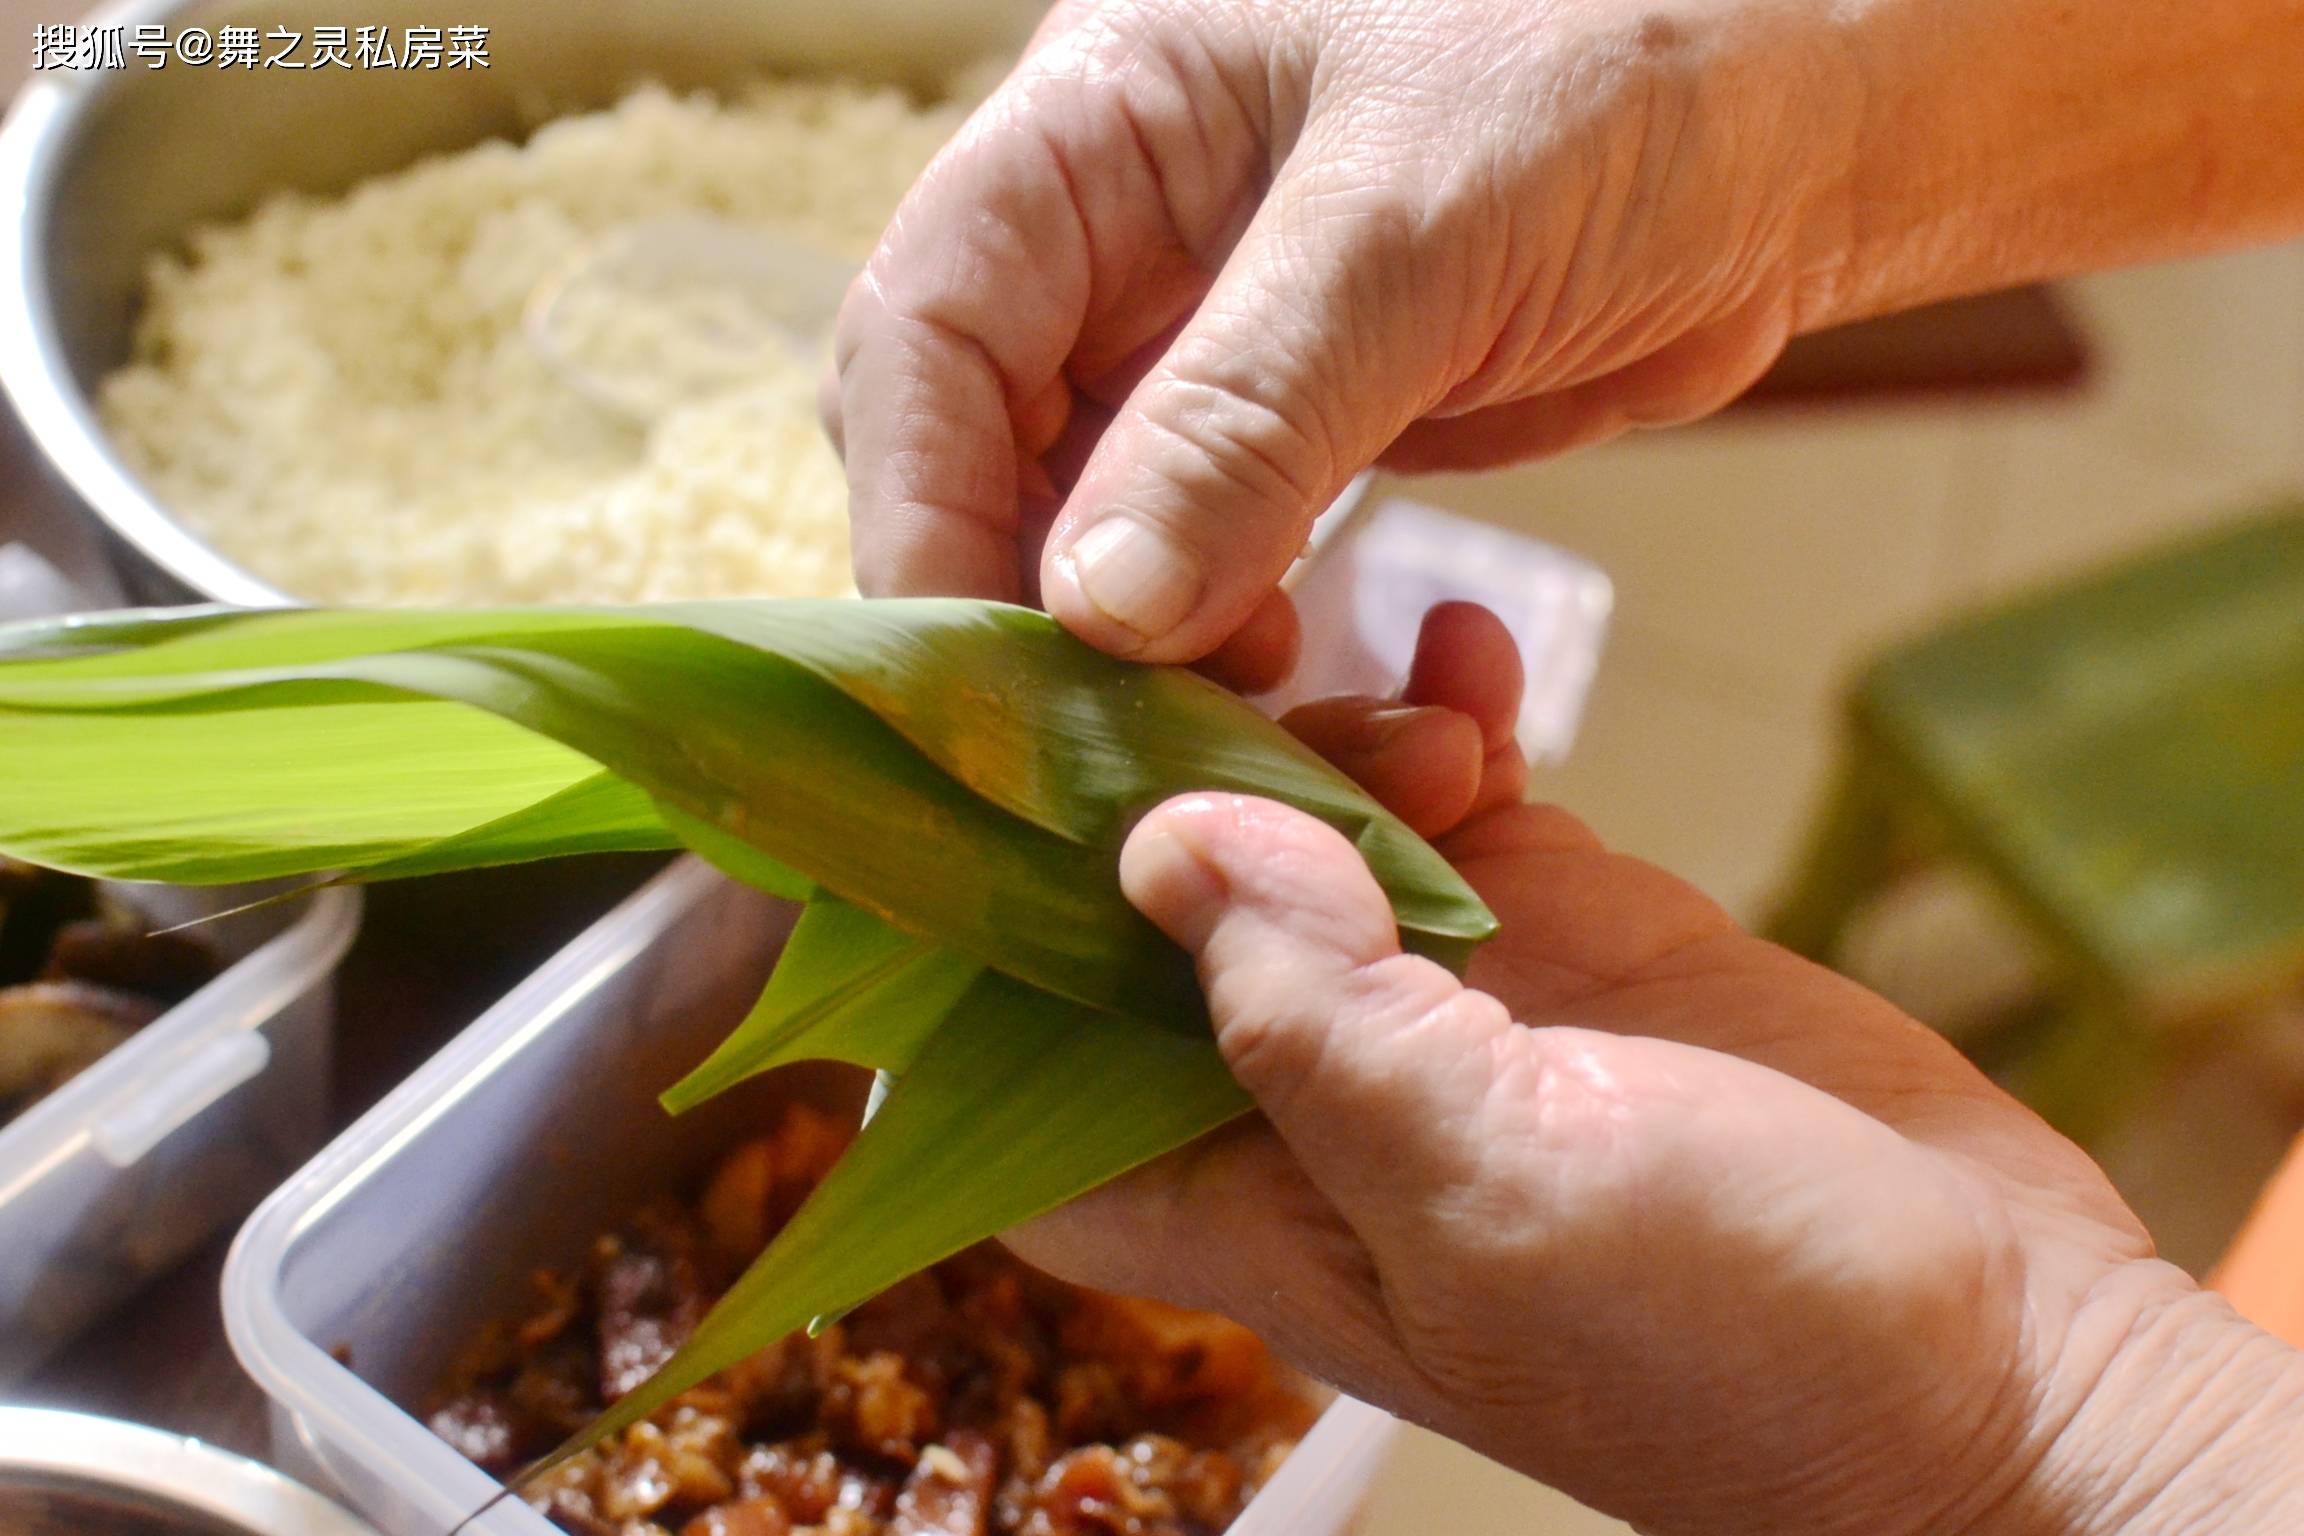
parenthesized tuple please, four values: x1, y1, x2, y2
(97, 80, 969, 605)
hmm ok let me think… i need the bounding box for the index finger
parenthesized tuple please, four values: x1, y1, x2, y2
(830, 96, 1091, 599)
(831, 19, 1276, 603)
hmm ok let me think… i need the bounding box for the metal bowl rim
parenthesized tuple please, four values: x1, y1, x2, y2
(0, 1405, 376, 1535)
(0, 0, 1374, 607)
(0, 0, 291, 606)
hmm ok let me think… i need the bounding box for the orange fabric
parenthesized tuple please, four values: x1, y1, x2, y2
(2210, 1130, 2304, 1347)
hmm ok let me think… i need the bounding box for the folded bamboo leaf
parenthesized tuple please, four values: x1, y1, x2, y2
(0, 604, 251, 660)
(656, 602, 1482, 944)
(651, 804, 814, 903)
(0, 601, 1485, 946)
(0, 597, 1496, 1489)
(550, 966, 1255, 1463)
(0, 603, 652, 673)
(362, 635, 1209, 1025)
(0, 625, 1204, 1024)
(661, 897, 980, 1114)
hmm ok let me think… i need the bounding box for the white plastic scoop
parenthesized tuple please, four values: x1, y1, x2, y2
(525, 215, 855, 423)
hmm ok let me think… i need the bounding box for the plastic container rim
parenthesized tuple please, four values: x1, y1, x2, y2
(0, 881, 361, 1200)
(223, 858, 1398, 1535)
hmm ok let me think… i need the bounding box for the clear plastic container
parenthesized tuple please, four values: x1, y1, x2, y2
(224, 858, 1400, 1536)
(0, 878, 360, 1380)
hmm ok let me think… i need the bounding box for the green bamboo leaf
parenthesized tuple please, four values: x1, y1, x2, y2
(353, 771, 680, 883)
(0, 604, 653, 673)
(0, 624, 1208, 1025)
(661, 897, 980, 1114)
(661, 601, 1483, 942)
(0, 596, 1499, 1496)
(651, 805, 816, 903)
(0, 601, 1485, 945)
(0, 603, 250, 660)
(0, 602, 1499, 1019)
(538, 967, 1253, 1468)
(0, 698, 598, 882)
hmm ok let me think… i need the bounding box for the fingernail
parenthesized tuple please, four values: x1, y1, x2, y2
(1119, 799, 1232, 938)
(1066, 517, 1203, 641)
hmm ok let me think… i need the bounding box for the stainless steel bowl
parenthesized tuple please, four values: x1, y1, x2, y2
(0, 1407, 378, 1535)
(0, 0, 1042, 604)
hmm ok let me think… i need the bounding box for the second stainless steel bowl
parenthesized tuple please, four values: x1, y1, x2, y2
(0, 1406, 377, 1536)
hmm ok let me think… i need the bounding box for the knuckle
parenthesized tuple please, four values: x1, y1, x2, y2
(1214, 951, 1462, 1109)
(1208, 972, 1330, 1100)
(1135, 370, 1338, 530)
(1340, 953, 1488, 1042)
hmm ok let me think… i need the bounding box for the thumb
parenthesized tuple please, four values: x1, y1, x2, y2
(1119, 795, 1967, 1330)
(1043, 162, 1443, 662)
(1119, 792, 1527, 1254)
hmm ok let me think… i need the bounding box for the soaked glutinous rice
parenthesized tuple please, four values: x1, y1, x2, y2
(97, 81, 970, 604)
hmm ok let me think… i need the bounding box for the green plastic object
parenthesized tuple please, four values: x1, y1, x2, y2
(1769, 506, 2304, 1139)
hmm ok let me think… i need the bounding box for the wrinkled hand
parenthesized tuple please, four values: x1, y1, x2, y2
(1009, 605, 2304, 1536)
(825, 0, 1863, 685)
(832, 0, 2304, 684)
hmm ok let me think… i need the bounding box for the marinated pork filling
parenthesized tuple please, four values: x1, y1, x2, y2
(430, 1104, 1316, 1536)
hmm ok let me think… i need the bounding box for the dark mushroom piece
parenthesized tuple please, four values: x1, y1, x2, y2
(43, 901, 221, 1003)
(0, 857, 99, 986)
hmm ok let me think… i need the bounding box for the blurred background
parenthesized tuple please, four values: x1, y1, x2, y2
(1367, 236, 2304, 1531)
(1, 7, 2300, 1533)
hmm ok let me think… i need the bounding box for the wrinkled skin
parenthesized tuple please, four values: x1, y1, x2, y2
(828, 0, 2304, 690)
(1014, 607, 2304, 1536)
(824, 0, 1860, 687)
(822, 0, 2304, 1526)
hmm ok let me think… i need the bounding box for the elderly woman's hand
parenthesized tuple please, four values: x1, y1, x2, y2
(1006, 604, 2304, 1536)
(826, 0, 2304, 1518)
(825, 0, 2301, 684)
(827, 0, 1861, 684)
